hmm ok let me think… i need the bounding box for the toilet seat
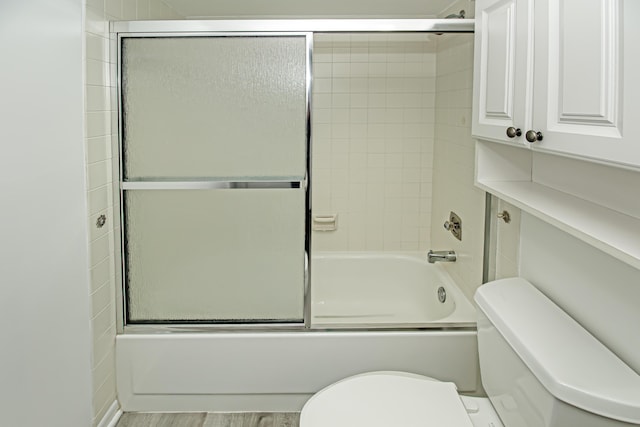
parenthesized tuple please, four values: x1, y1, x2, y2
(300, 371, 474, 427)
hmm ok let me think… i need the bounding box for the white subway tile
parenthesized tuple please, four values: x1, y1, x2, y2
(86, 85, 110, 112)
(368, 63, 387, 77)
(90, 233, 110, 267)
(368, 140, 386, 153)
(368, 78, 386, 93)
(86, 111, 110, 138)
(88, 161, 110, 190)
(85, 10, 107, 37)
(88, 185, 111, 216)
(332, 63, 350, 77)
(86, 135, 111, 164)
(332, 78, 350, 93)
(332, 123, 350, 138)
(348, 123, 367, 138)
(313, 108, 331, 124)
(350, 93, 368, 108)
(136, 0, 150, 19)
(350, 62, 368, 76)
(91, 257, 112, 293)
(86, 59, 109, 86)
(86, 33, 107, 62)
(366, 168, 385, 184)
(122, 0, 137, 19)
(149, 1, 180, 19)
(314, 63, 332, 78)
(331, 152, 349, 170)
(313, 48, 332, 63)
(313, 123, 332, 139)
(367, 123, 386, 137)
(349, 78, 368, 93)
(332, 47, 350, 63)
(313, 93, 331, 109)
(92, 348, 115, 401)
(105, 0, 122, 18)
(368, 46, 387, 63)
(332, 93, 350, 108)
(383, 168, 403, 183)
(348, 108, 366, 123)
(92, 373, 116, 427)
(91, 280, 113, 319)
(330, 108, 349, 124)
(314, 78, 332, 93)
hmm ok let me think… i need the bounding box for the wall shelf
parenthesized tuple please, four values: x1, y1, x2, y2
(476, 140, 640, 271)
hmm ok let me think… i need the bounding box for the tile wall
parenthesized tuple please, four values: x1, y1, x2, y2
(429, 31, 485, 302)
(311, 33, 437, 252)
(84, 1, 182, 425)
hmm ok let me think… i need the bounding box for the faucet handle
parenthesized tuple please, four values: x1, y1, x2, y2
(444, 220, 460, 233)
(443, 211, 462, 241)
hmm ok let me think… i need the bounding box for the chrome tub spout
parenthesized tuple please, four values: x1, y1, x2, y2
(427, 250, 457, 263)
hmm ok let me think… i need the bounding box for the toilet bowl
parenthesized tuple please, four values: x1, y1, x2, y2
(300, 371, 502, 427)
(300, 278, 640, 427)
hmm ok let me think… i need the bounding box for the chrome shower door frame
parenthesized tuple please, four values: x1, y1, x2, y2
(115, 30, 313, 331)
(112, 18, 475, 334)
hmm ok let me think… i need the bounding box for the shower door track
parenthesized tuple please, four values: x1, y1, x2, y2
(111, 19, 474, 34)
(113, 19, 474, 335)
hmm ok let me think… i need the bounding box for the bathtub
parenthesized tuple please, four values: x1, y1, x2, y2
(311, 252, 476, 328)
(116, 252, 478, 412)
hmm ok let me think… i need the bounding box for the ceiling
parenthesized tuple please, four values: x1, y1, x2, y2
(161, 0, 467, 19)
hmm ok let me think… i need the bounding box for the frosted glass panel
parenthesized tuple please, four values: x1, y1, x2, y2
(121, 36, 307, 180)
(125, 189, 305, 322)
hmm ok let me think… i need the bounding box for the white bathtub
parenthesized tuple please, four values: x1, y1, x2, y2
(116, 252, 479, 412)
(311, 252, 476, 328)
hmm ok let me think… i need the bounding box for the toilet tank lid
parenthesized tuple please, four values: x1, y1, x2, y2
(475, 278, 640, 424)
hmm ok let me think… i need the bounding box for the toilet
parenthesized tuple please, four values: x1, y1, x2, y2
(300, 278, 640, 426)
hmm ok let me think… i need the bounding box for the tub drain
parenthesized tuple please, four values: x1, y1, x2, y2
(437, 286, 447, 303)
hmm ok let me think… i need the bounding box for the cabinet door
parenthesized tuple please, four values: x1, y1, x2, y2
(472, 0, 533, 145)
(532, 0, 640, 168)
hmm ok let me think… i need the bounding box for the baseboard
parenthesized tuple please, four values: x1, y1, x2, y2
(97, 400, 122, 427)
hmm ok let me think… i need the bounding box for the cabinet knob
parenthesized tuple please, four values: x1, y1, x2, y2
(525, 130, 543, 143)
(506, 127, 522, 138)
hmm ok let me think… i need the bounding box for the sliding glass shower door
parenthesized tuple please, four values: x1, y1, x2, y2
(119, 35, 310, 324)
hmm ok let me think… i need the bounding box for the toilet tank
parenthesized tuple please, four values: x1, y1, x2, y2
(475, 278, 640, 427)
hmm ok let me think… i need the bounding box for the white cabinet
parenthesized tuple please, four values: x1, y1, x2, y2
(472, 0, 533, 146)
(473, 0, 640, 270)
(473, 0, 640, 169)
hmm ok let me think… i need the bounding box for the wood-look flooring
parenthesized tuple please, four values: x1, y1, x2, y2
(116, 412, 300, 427)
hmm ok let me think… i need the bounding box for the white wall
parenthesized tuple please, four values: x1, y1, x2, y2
(0, 0, 94, 426)
(486, 197, 521, 281)
(520, 213, 640, 374)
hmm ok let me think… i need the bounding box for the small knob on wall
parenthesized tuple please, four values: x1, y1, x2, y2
(525, 130, 543, 143)
(497, 210, 511, 223)
(506, 127, 522, 138)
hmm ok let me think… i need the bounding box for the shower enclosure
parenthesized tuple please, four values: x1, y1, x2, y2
(115, 19, 478, 332)
(114, 18, 483, 412)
